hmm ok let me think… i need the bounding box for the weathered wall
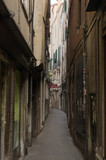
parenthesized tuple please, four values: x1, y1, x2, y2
(4, 0, 30, 46)
(33, 0, 49, 66)
(85, 7, 106, 159)
(68, 0, 83, 69)
(67, 0, 106, 159)
(0, 49, 30, 160)
(0, 0, 40, 159)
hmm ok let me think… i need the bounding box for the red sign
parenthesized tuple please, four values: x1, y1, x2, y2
(49, 84, 58, 88)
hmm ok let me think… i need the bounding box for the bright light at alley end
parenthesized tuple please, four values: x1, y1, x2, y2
(51, 0, 57, 5)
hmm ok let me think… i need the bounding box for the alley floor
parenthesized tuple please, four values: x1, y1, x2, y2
(24, 109, 84, 160)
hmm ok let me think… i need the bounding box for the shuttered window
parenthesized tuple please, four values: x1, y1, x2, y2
(64, 0, 67, 12)
(50, 60, 52, 70)
(53, 50, 57, 69)
(53, 51, 57, 63)
(58, 46, 61, 66)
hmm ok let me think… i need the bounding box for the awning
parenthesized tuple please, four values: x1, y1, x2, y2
(86, 0, 104, 12)
(0, 1, 36, 70)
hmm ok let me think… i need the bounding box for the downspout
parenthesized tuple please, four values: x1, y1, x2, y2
(29, 0, 34, 52)
(82, 0, 87, 158)
(32, 0, 35, 52)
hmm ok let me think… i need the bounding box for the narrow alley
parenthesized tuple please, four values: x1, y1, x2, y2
(0, 0, 106, 160)
(24, 109, 84, 160)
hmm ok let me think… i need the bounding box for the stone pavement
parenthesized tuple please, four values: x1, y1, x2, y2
(24, 108, 84, 160)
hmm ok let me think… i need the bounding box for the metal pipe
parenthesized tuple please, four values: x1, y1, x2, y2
(29, 0, 34, 52)
(32, 0, 35, 52)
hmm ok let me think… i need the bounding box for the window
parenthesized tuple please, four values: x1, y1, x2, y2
(50, 60, 52, 70)
(53, 51, 57, 63)
(63, 32, 64, 43)
(64, 0, 67, 13)
(58, 46, 61, 66)
(53, 50, 57, 69)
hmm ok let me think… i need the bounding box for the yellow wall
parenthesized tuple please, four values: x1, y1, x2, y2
(33, 0, 49, 66)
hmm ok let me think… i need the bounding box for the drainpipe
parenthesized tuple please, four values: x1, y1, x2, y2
(29, 0, 34, 51)
(82, 0, 87, 158)
(32, 0, 35, 52)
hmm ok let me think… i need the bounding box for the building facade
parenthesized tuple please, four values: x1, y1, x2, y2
(60, 0, 69, 113)
(33, 0, 50, 133)
(50, 0, 68, 111)
(67, 0, 106, 160)
(0, 0, 50, 159)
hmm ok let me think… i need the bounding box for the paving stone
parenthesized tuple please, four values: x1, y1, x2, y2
(24, 108, 84, 160)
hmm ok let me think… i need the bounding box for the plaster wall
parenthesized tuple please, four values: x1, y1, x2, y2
(4, 0, 30, 46)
